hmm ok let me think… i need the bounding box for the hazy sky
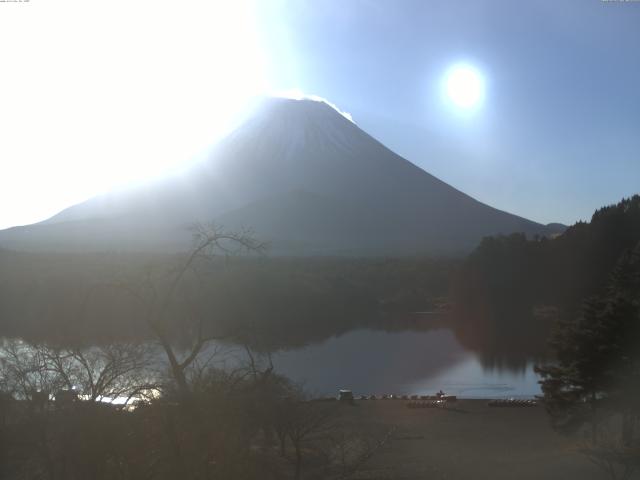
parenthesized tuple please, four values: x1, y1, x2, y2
(1, 0, 639, 229)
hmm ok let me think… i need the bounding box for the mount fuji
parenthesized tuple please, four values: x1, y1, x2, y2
(0, 98, 562, 255)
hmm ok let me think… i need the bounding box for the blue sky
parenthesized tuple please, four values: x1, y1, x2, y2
(257, 0, 640, 225)
(0, 0, 638, 229)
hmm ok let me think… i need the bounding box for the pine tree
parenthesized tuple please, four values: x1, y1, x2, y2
(536, 243, 640, 478)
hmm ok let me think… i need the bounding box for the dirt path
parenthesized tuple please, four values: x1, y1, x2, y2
(336, 400, 616, 480)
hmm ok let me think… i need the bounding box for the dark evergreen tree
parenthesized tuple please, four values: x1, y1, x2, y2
(536, 243, 640, 479)
(536, 243, 640, 436)
(535, 295, 611, 438)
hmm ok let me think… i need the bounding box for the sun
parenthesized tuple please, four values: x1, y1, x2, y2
(443, 64, 485, 110)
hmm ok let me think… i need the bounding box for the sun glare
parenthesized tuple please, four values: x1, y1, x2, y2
(443, 64, 485, 110)
(0, 0, 269, 229)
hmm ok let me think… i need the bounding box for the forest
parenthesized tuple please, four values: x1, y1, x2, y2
(452, 195, 640, 365)
(0, 245, 455, 349)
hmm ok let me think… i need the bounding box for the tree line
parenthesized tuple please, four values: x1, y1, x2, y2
(452, 195, 640, 366)
(0, 240, 455, 349)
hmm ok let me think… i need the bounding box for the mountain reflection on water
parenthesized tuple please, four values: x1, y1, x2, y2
(268, 327, 543, 399)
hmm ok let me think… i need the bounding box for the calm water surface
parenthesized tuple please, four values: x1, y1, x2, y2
(268, 328, 541, 399)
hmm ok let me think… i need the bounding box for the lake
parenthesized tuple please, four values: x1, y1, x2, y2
(0, 325, 542, 401)
(266, 328, 542, 399)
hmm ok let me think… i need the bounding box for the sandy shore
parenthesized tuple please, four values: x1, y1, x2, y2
(334, 399, 609, 480)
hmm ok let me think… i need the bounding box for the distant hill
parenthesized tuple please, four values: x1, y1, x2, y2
(0, 98, 561, 255)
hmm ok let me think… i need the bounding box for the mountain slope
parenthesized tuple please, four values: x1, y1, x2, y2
(0, 98, 559, 255)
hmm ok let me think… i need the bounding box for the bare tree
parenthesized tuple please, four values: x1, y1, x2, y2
(47, 343, 158, 405)
(115, 223, 265, 399)
(324, 427, 395, 480)
(0, 339, 158, 407)
(0, 339, 161, 480)
(282, 400, 337, 480)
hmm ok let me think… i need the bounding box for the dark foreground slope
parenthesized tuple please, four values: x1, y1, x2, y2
(338, 400, 603, 480)
(0, 98, 558, 255)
